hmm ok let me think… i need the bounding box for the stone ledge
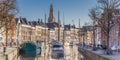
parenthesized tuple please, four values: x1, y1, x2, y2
(0, 47, 18, 60)
(78, 46, 110, 60)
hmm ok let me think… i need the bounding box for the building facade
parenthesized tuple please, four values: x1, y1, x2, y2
(2, 4, 80, 46)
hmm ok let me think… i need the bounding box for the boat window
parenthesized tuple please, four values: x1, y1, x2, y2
(51, 50, 64, 59)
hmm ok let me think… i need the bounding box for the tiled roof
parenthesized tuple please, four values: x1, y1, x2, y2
(15, 18, 46, 27)
(15, 18, 28, 25)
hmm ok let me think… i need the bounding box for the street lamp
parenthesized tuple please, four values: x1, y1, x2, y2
(116, 31, 119, 52)
(17, 18, 21, 47)
(106, 19, 114, 54)
(93, 24, 97, 51)
(48, 28, 50, 58)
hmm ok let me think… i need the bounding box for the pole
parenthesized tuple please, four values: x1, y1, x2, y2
(93, 20, 96, 51)
(118, 23, 120, 53)
(78, 19, 80, 59)
(48, 29, 50, 60)
(16, 18, 20, 58)
(45, 14, 46, 43)
(4, 17, 8, 55)
(44, 14, 46, 60)
(58, 11, 60, 41)
(63, 13, 65, 60)
(83, 29, 85, 47)
(79, 19, 80, 43)
(72, 20, 75, 60)
(106, 0, 111, 54)
(17, 18, 20, 47)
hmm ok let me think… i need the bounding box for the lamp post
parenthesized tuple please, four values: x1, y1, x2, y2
(48, 28, 50, 59)
(83, 31, 85, 47)
(116, 31, 119, 52)
(118, 20, 120, 47)
(106, 19, 114, 54)
(93, 23, 97, 51)
(17, 18, 20, 47)
(80, 29, 85, 47)
(63, 13, 65, 60)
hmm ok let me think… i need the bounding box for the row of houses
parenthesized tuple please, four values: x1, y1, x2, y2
(0, 4, 95, 46)
(0, 17, 83, 45)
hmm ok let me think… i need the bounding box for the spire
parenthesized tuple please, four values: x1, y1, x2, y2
(50, 3, 53, 9)
(48, 3, 55, 23)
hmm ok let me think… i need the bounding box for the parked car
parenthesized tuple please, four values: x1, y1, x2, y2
(97, 44, 107, 50)
(111, 46, 120, 52)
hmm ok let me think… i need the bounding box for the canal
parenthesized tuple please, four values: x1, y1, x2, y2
(18, 42, 84, 60)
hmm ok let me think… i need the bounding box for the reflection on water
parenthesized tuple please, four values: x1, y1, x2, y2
(18, 49, 83, 60)
(18, 56, 36, 60)
(18, 41, 43, 60)
(18, 41, 85, 60)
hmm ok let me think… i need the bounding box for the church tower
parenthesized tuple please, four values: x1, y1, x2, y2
(48, 4, 55, 23)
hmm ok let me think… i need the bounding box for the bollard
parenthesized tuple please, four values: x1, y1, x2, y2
(5, 55, 8, 60)
(3, 47, 6, 56)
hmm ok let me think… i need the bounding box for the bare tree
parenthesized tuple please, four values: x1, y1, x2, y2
(0, 0, 18, 45)
(89, 0, 120, 54)
(0, 0, 17, 29)
(89, 7, 98, 51)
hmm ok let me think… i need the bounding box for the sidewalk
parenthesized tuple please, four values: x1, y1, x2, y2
(0, 47, 18, 60)
(81, 46, 120, 60)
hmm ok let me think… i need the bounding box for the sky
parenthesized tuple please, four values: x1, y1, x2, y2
(16, 0, 97, 27)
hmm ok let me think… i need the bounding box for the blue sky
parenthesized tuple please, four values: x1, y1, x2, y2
(16, 0, 97, 27)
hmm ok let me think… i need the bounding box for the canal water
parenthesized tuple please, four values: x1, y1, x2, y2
(18, 42, 84, 60)
(18, 41, 45, 60)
